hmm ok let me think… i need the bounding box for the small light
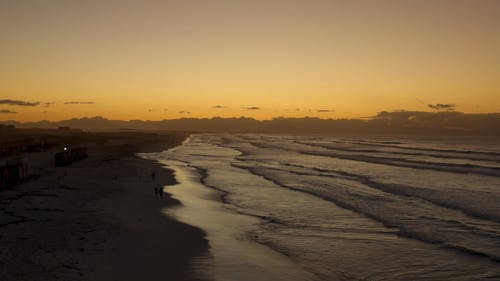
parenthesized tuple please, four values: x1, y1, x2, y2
(64, 147, 68, 151)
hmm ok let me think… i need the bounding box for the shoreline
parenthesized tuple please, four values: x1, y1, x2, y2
(0, 132, 210, 281)
(156, 159, 316, 281)
(78, 154, 209, 281)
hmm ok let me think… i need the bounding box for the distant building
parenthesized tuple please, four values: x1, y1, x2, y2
(55, 147, 88, 167)
(0, 157, 29, 189)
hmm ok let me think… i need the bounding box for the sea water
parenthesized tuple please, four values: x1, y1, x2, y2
(144, 134, 500, 280)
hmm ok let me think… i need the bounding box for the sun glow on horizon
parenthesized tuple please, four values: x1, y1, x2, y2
(1, 0, 499, 122)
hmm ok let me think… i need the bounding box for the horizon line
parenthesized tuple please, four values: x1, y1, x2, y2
(2, 110, 500, 124)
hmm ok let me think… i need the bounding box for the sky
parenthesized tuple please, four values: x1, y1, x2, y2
(1, 0, 499, 121)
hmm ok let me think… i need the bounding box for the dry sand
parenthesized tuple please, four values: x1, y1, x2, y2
(0, 133, 209, 281)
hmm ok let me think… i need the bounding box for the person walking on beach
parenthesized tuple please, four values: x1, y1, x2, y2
(151, 171, 156, 181)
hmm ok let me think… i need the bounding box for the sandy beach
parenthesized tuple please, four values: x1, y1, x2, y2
(0, 132, 209, 281)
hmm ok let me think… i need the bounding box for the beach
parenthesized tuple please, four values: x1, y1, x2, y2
(4, 131, 500, 280)
(0, 132, 209, 281)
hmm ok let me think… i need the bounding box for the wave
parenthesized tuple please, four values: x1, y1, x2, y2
(221, 137, 500, 223)
(264, 161, 500, 224)
(242, 140, 500, 177)
(158, 134, 500, 279)
(231, 162, 500, 263)
(295, 140, 500, 164)
(333, 138, 500, 157)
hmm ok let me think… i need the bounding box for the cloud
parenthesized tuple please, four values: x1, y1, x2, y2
(64, 101, 95, 105)
(416, 98, 426, 106)
(428, 103, 456, 111)
(43, 102, 56, 107)
(0, 99, 39, 106)
(317, 109, 334, 113)
(213, 105, 228, 109)
(243, 106, 261, 110)
(178, 111, 191, 114)
(0, 109, 17, 114)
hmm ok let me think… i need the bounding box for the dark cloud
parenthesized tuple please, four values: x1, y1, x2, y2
(43, 102, 56, 107)
(428, 103, 456, 111)
(317, 109, 334, 113)
(415, 98, 427, 106)
(64, 101, 95, 105)
(0, 99, 39, 106)
(178, 111, 190, 114)
(243, 106, 261, 110)
(0, 109, 17, 114)
(213, 105, 228, 109)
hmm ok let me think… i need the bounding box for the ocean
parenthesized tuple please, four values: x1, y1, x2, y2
(143, 134, 500, 280)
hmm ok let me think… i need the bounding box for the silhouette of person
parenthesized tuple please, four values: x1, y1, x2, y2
(151, 172, 156, 181)
(158, 186, 163, 197)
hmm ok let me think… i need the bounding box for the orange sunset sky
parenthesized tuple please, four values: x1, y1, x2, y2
(1, 0, 499, 122)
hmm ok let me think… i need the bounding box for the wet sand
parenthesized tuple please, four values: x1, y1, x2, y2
(0, 133, 209, 281)
(152, 159, 316, 281)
